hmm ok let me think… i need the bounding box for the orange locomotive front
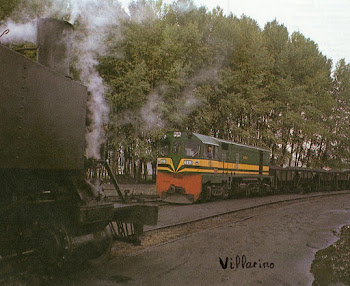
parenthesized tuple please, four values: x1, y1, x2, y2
(157, 172, 202, 204)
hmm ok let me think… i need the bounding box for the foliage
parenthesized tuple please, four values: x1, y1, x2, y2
(97, 0, 350, 174)
(311, 225, 350, 286)
(3, 0, 350, 178)
(0, 0, 20, 21)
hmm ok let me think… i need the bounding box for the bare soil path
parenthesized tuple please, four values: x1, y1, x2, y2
(50, 191, 350, 286)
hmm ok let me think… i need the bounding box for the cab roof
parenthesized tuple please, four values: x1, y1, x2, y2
(192, 133, 270, 153)
(192, 133, 220, 146)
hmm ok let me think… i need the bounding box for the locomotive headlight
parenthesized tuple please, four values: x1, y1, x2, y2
(184, 160, 193, 165)
(160, 159, 167, 164)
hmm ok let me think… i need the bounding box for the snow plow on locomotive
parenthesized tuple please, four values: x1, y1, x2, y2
(0, 19, 157, 272)
(156, 132, 350, 204)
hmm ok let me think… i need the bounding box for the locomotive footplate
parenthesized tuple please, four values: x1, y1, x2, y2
(86, 160, 158, 243)
(112, 204, 158, 226)
(110, 204, 158, 243)
(78, 202, 158, 242)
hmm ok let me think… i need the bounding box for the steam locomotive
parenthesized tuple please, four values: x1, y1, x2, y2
(156, 131, 350, 204)
(0, 18, 157, 272)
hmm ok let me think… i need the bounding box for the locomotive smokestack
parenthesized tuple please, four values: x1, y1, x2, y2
(37, 18, 73, 77)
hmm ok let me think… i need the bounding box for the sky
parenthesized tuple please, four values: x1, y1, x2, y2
(120, 0, 350, 66)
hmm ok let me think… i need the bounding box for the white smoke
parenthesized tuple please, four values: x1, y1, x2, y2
(140, 91, 165, 131)
(0, 20, 37, 44)
(137, 66, 219, 131)
(0, 0, 219, 155)
(0, 0, 130, 159)
(181, 66, 219, 113)
(67, 0, 127, 158)
(127, 0, 159, 23)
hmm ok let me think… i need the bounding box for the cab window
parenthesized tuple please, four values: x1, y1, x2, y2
(173, 141, 182, 154)
(185, 141, 201, 157)
(205, 145, 218, 159)
(205, 145, 213, 159)
(159, 138, 170, 156)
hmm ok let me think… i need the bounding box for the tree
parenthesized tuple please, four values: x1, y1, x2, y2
(330, 59, 350, 167)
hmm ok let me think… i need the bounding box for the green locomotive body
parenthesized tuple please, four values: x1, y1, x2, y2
(157, 132, 272, 203)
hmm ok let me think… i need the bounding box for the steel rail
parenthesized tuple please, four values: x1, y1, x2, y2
(145, 190, 350, 232)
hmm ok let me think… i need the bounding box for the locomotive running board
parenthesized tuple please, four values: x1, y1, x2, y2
(78, 203, 158, 226)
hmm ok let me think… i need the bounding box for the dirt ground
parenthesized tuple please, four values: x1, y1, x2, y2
(146, 191, 350, 229)
(118, 184, 157, 195)
(49, 192, 350, 286)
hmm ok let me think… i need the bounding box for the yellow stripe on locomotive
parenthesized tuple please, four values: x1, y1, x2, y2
(156, 132, 271, 204)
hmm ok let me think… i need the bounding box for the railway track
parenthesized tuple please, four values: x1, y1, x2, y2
(4, 191, 349, 284)
(109, 190, 350, 258)
(146, 190, 350, 232)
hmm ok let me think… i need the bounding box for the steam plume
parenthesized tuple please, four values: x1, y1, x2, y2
(137, 66, 220, 131)
(0, 0, 128, 159)
(0, 20, 36, 44)
(68, 1, 127, 158)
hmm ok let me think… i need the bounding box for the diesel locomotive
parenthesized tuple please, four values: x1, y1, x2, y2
(0, 18, 157, 271)
(157, 131, 271, 203)
(156, 131, 350, 204)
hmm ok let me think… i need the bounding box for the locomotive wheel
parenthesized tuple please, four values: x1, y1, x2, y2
(230, 182, 241, 198)
(263, 183, 271, 195)
(199, 185, 212, 202)
(32, 225, 72, 270)
(33, 225, 113, 269)
(222, 186, 230, 199)
(87, 226, 113, 265)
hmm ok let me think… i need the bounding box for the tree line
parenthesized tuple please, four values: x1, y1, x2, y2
(2, 0, 350, 181)
(100, 0, 350, 180)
